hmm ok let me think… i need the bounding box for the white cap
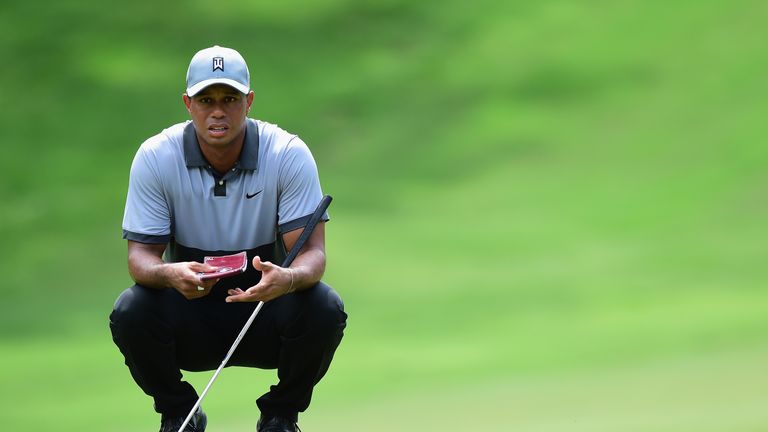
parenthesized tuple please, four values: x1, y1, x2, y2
(185, 45, 250, 96)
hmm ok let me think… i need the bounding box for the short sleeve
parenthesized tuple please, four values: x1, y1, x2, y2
(277, 137, 328, 233)
(122, 146, 172, 243)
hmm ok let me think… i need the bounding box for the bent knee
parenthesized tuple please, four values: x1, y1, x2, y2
(109, 284, 159, 329)
(305, 282, 347, 335)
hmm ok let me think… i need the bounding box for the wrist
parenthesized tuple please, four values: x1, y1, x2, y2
(285, 268, 296, 294)
(158, 262, 183, 289)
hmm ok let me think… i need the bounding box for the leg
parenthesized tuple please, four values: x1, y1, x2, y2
(230, 281, 347, 421)
(109, 284, 239, 416)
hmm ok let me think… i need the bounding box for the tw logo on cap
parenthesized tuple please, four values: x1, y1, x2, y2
(213, 57, 224, 71)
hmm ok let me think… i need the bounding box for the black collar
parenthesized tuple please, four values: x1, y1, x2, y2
(183, 119, 259, 170)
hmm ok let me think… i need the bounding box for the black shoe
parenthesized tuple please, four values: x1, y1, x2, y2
(159, 407, 207, 432)
(257, 415, 301, 432)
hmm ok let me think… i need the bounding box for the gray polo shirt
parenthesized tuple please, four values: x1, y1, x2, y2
(122, 119, 327, 268)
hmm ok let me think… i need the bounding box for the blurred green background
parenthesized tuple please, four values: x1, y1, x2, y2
(2, 0, 768, 430)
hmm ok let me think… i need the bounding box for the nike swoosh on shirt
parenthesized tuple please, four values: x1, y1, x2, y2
(246, 190, 263, 199)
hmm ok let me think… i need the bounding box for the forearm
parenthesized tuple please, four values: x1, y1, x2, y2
(286, 248, 326, 292)
(281, 221, 327, 292)
(127, 241, 176, 290)
(128, 253, 174, 289)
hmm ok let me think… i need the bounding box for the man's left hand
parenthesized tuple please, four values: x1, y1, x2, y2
(225, 256, 293, 303)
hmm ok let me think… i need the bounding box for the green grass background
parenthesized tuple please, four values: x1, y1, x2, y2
(2, 0, 768, 430)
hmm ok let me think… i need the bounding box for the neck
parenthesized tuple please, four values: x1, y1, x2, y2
(197, 129, 246, 174)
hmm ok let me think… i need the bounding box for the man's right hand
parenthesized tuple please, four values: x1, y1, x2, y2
(165, 261, 220, 299)
(127, 241, 220, 298)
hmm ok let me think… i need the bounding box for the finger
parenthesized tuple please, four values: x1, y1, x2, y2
(252, 255, 275, 268)
(225, 293, 243, 302)
(255, 257, 279, 274)
(190, 284, 207, 294)
(191, 268, 218, 284)
(198, 278, 219, 289)
(189, 261, 217, 272)
(226, 284, 264, 302)
(252, 256, 263, 271)
(180, 285, 204, 300)
(226, 290, 259, 303)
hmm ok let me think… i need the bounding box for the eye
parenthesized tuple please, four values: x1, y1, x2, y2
(198, 97, 212, 104)
(225, 96, 237, 103)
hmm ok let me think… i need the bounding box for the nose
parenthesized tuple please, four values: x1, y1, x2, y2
(211, 102, 226, 118)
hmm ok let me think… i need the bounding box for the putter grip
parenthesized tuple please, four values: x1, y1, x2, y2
(281, 195, 332, 268)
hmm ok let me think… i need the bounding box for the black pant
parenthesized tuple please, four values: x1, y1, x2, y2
(109, 282, 346, 421)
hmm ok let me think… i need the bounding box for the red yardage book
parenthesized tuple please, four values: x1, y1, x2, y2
(197, 251, 248, 281)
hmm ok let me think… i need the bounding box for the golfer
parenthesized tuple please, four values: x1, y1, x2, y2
(109, 45, 347, 432)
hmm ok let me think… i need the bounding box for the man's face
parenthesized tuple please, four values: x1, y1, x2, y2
(183, 84, 254, 148)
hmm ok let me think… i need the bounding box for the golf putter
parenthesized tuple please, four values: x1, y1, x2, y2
(178, 195, 332, 431)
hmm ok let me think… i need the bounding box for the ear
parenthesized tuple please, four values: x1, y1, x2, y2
(182, 94, 192, 113)
(246, 91, 255, 111)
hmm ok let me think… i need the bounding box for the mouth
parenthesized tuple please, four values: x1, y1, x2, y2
(207, 124, 229, 138)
